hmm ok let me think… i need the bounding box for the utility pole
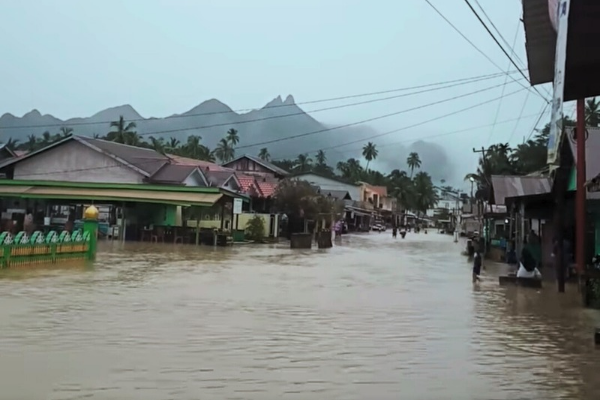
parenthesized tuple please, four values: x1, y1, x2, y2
(472, 147, 488, 254)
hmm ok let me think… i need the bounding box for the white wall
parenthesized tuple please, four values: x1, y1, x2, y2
(14, 140, 144, 183)
(295, 173, 360, 200)
(183, 170, 207, 187)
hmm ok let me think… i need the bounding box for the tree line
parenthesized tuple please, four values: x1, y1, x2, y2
(1, 115, 442, 214)
(466, 98, 600, 200)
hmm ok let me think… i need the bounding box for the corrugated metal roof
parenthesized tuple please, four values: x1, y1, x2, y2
(223, 154, 289, 177)
(0, 184, 222, 206)
(150, 164, 198, 184)
(491, 175, 552, 205)
(522, 0, 556, 85)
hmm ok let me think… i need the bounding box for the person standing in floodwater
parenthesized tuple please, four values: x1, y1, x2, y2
(392, 226, 398, 238)
(472, 241, 482, 282)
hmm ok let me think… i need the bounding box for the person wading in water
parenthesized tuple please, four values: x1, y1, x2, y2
(472, 240, 483, 283)
(392, 226, 398, 239)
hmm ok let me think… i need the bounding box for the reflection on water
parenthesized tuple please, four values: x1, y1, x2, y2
(1, 234, 599, 399)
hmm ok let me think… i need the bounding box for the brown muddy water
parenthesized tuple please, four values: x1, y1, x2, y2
(0, 233, 599, 400)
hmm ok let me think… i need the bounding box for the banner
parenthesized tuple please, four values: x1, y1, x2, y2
(548, 0, 559, 31)
(547, 0, 570, 165)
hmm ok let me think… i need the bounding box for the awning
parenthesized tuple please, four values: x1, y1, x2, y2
(0, 185, 222, 206)
(346, 207, 372, 217)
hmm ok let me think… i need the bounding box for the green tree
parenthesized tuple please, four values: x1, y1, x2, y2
(59, 126, 74, 137)
(226, 128, 239, 146)
(294, 153, 312, 173)
(107, 116, 137, 145)
(586, 97, 600, 127)
(315, 150, 327, 166)
(412, 171, 437, 216)
(26, 134, 38, 152)
(245, 215, 266, 242)
(214, 138, 235, 162)
(362, 142, 378, 171)
(407, 152, 421, 178)
(258, 147, 270, 161)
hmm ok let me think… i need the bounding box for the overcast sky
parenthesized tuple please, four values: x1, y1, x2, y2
(0, 0, 560, 179)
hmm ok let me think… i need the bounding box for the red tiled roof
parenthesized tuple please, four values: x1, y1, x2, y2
(237, 175, 257, 192)
(256, 180, 278, 198)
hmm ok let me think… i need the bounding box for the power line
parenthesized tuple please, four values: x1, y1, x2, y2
(272, 86, 527, 160)
(485, 18, 522, 145)
(462, 0, 549, 102)
(10, 110, 540, 179)
(236, 79, 524, 150)
(472, 0, 526, 68)
(275, 111, 542, 160)
(1, 71, 514, 130)
(525, 102, 550, 141)
(423, 0, 548, 103)
(507, 90, 531, 143)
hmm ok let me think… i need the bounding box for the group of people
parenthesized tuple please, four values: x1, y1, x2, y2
(391, 226, 407, 239)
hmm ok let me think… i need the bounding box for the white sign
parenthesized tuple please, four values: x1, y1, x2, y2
(547, 0, 571, 166)
(233, 198, 243, 214)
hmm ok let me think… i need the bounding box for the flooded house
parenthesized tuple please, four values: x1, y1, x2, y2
(0, 136, 248, 244)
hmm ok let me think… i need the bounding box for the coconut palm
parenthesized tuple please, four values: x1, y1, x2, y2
(26, 134, 38, 152)
(258, 147, 270, 161)
(586, 98, 600, 127)
(214, 138, 235, 162)
(315, 150, 327, 166)
(4, 138, 19, 151)
(226, 128, 239, 146)
(407, 152, 421, 178)
(362, 142, 378, 171)
(59, 127, 73, 137)
(107, 116, 137, 145)
(294, 153, 312, 173)
(168, 138, 181, 153)
(149, 136, 165, 153)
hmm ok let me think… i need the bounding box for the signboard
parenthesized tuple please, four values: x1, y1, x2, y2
(233, 198, 243, 214)
(547, 0, 571, 166)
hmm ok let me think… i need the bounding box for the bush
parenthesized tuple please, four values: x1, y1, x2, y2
(245, 215, 266, 242)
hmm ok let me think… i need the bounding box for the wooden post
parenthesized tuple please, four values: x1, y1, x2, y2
(576, 99, 587, 276)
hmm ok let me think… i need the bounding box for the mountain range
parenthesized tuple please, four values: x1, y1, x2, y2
(0, 95, 455, 181)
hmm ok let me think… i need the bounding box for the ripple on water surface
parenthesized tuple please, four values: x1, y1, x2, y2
(0, 233, 599, 400)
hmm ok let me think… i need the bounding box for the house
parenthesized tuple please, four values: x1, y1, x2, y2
(221, 154, 289, 179)
(0, 136, 249, 241)
(292, 173, 373, 230)
(0, 136, 211, 186)
(292, 172, 361, 200)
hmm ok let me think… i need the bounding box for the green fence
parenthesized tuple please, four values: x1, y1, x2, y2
(0, 221, 98, 268)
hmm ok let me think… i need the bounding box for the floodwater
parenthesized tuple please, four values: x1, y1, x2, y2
(0, 233, 599, 400)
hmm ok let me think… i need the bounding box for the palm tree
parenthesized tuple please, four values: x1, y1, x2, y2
(149, 136, 165, 153)
(26, 134, 38, 152)
(362, 142, 378, 171)
(59, 127, 74, 137)
(412, 171, 437, 216)
(108, 116, 137, 145)
(258, 147, 271, 161)
(214, 138, 235, 162)
(41, 131, 52, 145)
(184, 135, 203, 159)
(407, 152, 421, 178)
(315, 150, 327, 166)
(168, 138, 181, 153)
(226, 128, 239, 146)
(4, 138, 19, 151)
(586, 97, 600, 127)
(294, 154, 312, 173)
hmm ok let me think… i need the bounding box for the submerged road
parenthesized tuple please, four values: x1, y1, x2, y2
(0, 232, 599, 399)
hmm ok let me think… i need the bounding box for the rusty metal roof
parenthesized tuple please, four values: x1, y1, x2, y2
(491, 175, 552, 205)
(522, 0, 556, 85)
